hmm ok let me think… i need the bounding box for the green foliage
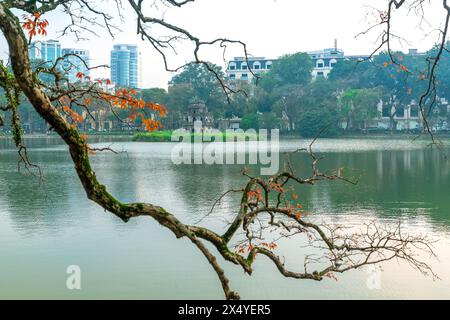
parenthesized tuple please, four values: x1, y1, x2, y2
(140, 88, 168, 105)
(241, 113, 259, 130)
(328, 60, 371, 88)
(297, 108, 339, 138)
(133, 130, 173, 142)
(259, 52, 313, 91)
(133, 130, 259, 142)
(295, 79, 340, 137)
(339, 87, 383, 131)
(9, 47, 450, 137)
(171, 62, 225, 102)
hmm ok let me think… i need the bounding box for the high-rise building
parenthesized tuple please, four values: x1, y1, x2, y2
(61, 48, 90, 83)
(29, 40, 62, 65)
(110, 44, 141, 88)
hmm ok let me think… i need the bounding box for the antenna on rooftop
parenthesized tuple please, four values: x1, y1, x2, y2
(334, 39, 338, 51)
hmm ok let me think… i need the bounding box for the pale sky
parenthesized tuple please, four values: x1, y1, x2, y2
(0, 0, 448, 89)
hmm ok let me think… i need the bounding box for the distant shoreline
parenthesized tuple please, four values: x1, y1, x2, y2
(1, 131, 449, 141)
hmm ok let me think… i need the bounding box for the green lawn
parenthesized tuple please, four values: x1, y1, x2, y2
(132, 130, 260, 142)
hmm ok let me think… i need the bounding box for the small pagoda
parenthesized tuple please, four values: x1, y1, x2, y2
(182, 98, 214, 133)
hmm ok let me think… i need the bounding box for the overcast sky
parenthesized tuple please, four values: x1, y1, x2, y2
(0, 0, 448, 89)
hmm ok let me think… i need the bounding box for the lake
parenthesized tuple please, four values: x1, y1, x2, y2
(0, 136, 449, 299)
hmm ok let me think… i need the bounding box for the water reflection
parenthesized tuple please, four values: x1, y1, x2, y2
(1, 137, 449, 235)
(0, 137, 449, 299)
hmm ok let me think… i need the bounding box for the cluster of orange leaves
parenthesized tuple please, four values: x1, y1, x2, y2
(60, 73, 167, 132)
(247, 187, 263, 202)
(76, 72, 92, 82)
(101, 88, 167, 132)
(20, 9, 167, 135)
(382, 60, 409, 73)
(382, 56, 430, 83)
(58, 95, 84, 127)
(21, 12, 167, 134)
(247, 186, 304, 221)
(236, 242, 278, 255)
(289, 192, 304, 221)
(22, 13, 48, 39)
(237, 189, 305, 256)
(62, 105, 84, 128)
(270, 183, 284, 193)
(324, 272, 338, 282)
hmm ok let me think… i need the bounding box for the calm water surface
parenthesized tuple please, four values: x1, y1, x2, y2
(0, 136, 449, 299)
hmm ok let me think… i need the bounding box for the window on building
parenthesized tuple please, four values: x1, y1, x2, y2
(254, 64, 260, 70)
(242, 65, 248, 70)
(317, 63, 324, 68)
(396, 107, 405, 118)
(241, 73, 248, 79)
(382, 107, 390, 117)
(229, 65, 236, 70)
(410, 106, 419, 118)
(229, 74, 236, 80)
(267, 64, 272, 69)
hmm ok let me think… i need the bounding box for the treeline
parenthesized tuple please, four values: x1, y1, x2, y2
(2, 45, 450, 137)
(149, 45, 450, 137)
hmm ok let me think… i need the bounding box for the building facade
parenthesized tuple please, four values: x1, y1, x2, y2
(226, 57, 274, 82)
(218, 117, 242, 131)
(226, 41, 370, 83)
(376, 98, 449, 131)
(307, 47, 345, 79)
(61, 48, 90, 83)
(29, 40, 62, 65)
(110, 44, 141, 89)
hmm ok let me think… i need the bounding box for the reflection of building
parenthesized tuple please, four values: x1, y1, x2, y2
(61, 48, 90, 83)
(182, 100, 214, 133)
(226, 57, 274, 82)
(111, 44, 141, 88)
(29, 40, 62, 65)
(218, 117, 242, 131)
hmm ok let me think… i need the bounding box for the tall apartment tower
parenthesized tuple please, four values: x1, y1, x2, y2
(29, 40, 62, 65)
(110, 44, 141, 89)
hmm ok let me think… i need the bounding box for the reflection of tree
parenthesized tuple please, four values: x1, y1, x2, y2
(169, 161, 247, 221)
(0, 150, 73, 235)
(288, 148, 450, 226)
